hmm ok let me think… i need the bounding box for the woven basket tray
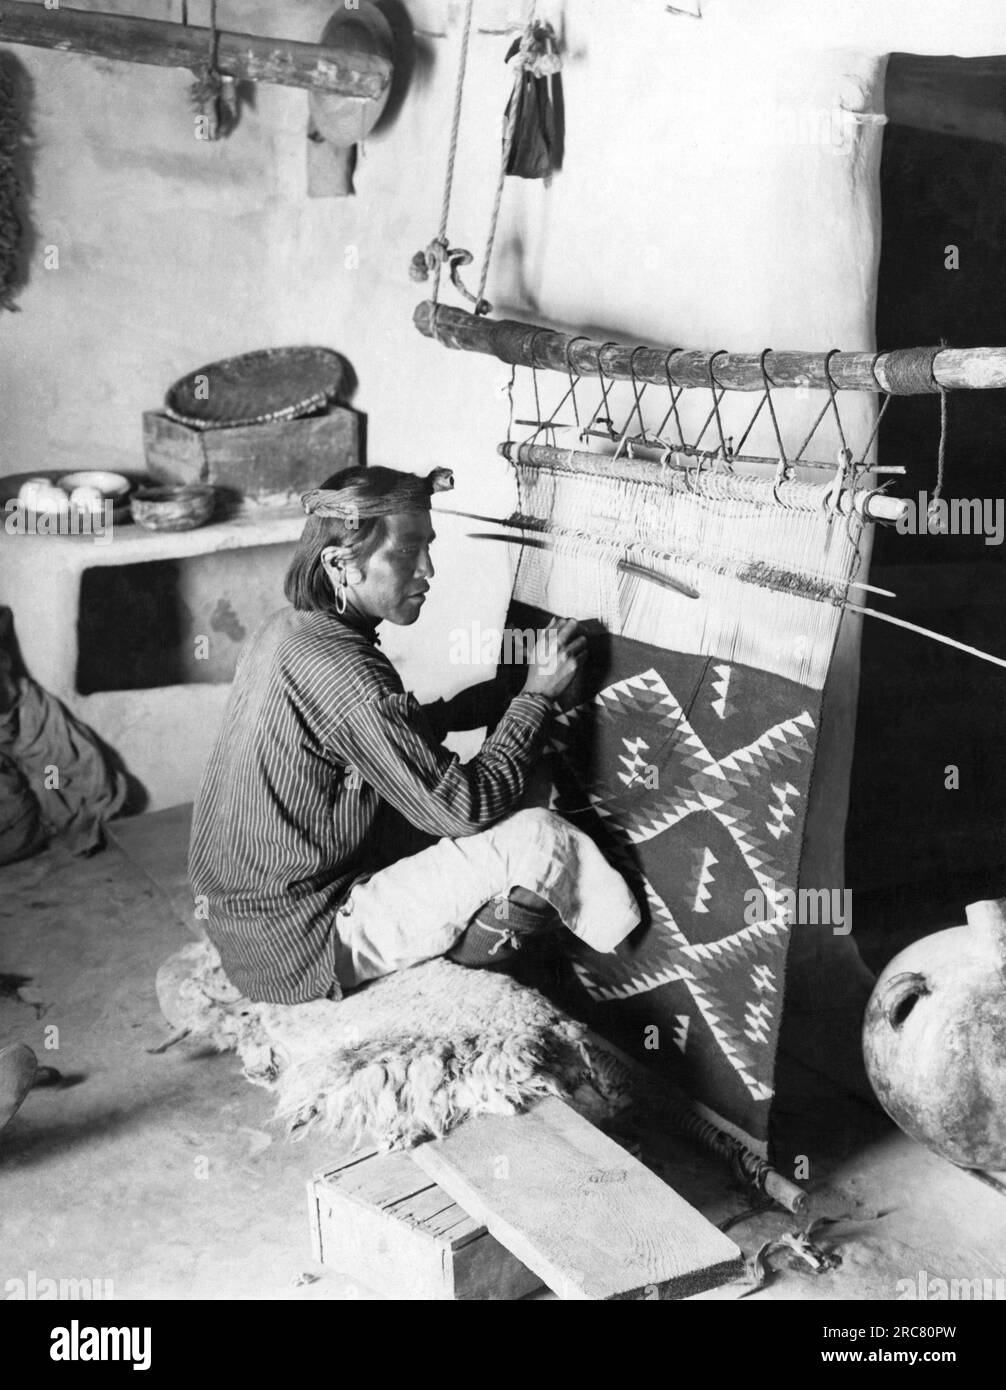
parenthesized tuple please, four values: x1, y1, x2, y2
(164, 346, 345, 431)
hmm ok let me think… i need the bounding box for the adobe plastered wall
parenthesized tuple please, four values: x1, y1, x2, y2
(1, 1, 1001, 862)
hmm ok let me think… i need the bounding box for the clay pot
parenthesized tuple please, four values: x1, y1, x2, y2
(130, 484, 216, 533)
(863, 899, 1006, 1169)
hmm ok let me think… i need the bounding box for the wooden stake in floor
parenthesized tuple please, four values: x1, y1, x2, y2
(411, 1095, 744, 1300)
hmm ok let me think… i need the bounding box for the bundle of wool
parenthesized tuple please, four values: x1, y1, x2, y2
(155, 940, 630, 1149)
(0, 57, 22, 312)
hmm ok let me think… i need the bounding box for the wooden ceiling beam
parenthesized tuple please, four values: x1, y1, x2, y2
(0, 1, 393, 98)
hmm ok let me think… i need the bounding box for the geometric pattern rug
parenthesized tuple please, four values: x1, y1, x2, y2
(503, 601, 823, 1153)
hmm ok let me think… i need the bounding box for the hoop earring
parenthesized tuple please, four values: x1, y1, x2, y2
(335, 575, 348, 616)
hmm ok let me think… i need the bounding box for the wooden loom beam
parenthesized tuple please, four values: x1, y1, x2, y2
(504, 440, 910, 524)
(0, 1, 393, 98)
(415, 300, 1006, 394)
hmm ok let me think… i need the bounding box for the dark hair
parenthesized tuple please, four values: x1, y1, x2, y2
(284, 466, 420, 613)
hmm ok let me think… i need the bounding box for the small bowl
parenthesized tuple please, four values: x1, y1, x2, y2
(130, 484, 217, 532)
(58, 470, 131, 501)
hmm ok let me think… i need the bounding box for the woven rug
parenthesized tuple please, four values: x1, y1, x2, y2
(155, 941, 629, 1149)
(501, 600, 820, 1154)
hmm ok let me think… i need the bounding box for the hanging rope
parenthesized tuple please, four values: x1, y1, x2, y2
(926, 341, 951, 527)
(474, 62, 524, 316)
(409, 0, 486, 309)
(474, 21, 561, 314)
(928, 387, 949, 524)
(411, 10, 562, 316)
(189, 0, 238, 141)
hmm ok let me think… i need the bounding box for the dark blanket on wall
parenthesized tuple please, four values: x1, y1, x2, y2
(0, 606, 127, 863)
(499, 601, 822, 1152)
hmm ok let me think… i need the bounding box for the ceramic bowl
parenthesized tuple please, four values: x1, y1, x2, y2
(130, 484, 217, 533)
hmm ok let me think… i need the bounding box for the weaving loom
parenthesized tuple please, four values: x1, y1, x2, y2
(496, 421, 879, 1151)
(404, 0, 1006, 1171)
(501, 450, 860, 1154)
(412, 297, 1006, 1155)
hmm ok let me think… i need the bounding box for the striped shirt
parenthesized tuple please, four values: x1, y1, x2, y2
(188, 605, 551, 1004)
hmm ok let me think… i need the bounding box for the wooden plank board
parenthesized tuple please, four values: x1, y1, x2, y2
(411, 1096, 744, 1300)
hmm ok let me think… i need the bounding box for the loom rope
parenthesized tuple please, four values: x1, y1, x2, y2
(476, 18, 563, 312)
(882, 345, 941, 395)
(475, 61, 523, 315)
(408, 0, 485, 309)
(927, 344, 951, 525)
(188, 0, 237, 141)
(930, 387, 948, 520)
(438, 0, 474, 261)
(707, 350, 730, 456)
(759, 349, 789, 469)
(413, 9, 561, 315)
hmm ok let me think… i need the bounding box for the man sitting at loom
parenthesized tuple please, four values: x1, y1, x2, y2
(189, 465, 639, 1005)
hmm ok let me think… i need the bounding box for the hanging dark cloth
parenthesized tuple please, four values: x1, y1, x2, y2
(503, 23, 564, 182)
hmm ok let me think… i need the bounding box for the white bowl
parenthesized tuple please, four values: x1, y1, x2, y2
(58, 470, 130, 500)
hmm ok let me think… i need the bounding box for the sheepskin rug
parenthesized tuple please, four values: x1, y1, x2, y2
(155, 940, 630, 1149)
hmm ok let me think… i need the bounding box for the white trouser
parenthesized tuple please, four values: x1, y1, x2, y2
(333, 808, 640, 987)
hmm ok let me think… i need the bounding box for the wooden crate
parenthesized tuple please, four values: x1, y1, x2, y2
(142, 407, 359, 500)
(307, 1149, 544, 1301)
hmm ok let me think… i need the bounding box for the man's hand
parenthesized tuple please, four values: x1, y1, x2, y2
(522, 618, 587, 702)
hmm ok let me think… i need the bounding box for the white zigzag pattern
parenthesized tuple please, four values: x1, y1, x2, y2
(711, 663, 732, 720)
(691, 846, 717, 914)
(555, 670, 814, 1104)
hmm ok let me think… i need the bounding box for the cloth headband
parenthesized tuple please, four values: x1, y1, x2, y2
(301, 467, 454, 521)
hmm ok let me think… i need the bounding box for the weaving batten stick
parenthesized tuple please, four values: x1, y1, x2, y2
(453, 508, 891, 603)
(467, 530, 700, 599)
(846, 604, 1006, 671)
(414, 302, 1006, 392)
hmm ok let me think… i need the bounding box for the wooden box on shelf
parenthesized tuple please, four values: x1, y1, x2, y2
(142, 406, 359, 500)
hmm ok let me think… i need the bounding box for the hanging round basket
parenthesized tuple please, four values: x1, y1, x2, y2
(164, 346, 345, 431)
